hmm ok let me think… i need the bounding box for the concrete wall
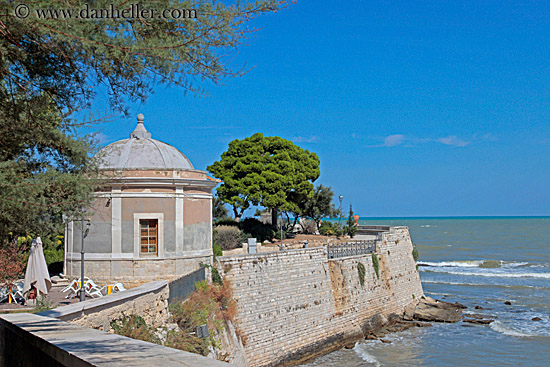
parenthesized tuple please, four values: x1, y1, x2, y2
(41, 280, 170, 330)
(217, 227, 423, 367)
(0, 313, 234, 367)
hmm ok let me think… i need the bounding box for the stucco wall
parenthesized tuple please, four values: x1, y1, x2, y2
(217, 227, 423, 367)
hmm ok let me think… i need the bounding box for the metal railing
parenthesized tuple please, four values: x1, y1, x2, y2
(327, 240, 377, 259)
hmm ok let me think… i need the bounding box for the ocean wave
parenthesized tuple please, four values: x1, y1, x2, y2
(490, 321, 539, 337)
(424, 269, 550, 279)
(419, 260, 547, 269)
(419, 260, 484, 268)
(422, 280, 550, 290)
(353, 344, 380, 366)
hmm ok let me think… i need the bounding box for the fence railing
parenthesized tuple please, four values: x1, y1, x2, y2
(327, 240, 377, 259)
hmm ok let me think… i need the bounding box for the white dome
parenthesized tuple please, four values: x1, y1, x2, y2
(95, 115, 194, 170)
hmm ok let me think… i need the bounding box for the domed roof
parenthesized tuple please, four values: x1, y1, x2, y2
(95, 114, 194, 170)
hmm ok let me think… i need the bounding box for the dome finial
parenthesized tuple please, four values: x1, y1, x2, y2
(131, 113, 151, 139)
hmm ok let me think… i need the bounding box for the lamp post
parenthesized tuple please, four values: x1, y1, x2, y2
(338, 195, 344, 229)
(80, 218, 90, 302)
(279, 209, 284, 251)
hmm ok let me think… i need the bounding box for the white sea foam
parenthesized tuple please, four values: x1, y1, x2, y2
(490, 321, 537, 337)
(353, 344, 381, 366)
(419, 260, 484, 268)
(421, 280, 482, 286)
(431, 270, 550, 279)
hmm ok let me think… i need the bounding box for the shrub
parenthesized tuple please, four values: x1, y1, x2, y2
(215, 218, 240, 227)
(319, 221, 337, 236)
(200, 262, 223, 285)
(371, 253, 380, 279)
(357, 262, 366, 287)
(164, 328, 209, 356)
(212, 241, 223, 260)
(240, 218, 275, 242)
(110, 314, 160, 344)
(412, 246, 419, 262)
(169, 280, 237, 355)
(32, 296, 55, 313)
(213, 225, 244, 250)
(300, 219, 318, 234)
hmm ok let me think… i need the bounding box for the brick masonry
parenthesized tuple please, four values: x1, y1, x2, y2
(217, 227, 424, 367)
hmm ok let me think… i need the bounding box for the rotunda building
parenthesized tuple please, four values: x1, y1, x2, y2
(64, 114, 216, 287)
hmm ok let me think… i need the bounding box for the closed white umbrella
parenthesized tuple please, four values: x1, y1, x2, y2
(23, 237, 52, 297)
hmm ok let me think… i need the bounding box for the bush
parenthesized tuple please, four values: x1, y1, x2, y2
(110, 314, 160, 344)
(240, 218, 275, 243)
(319, 221, 339, 236)
(300, 219, 318, 234)
(319, 221, 345, 237)
(169, 280, 237, 355)
(213, 225, 244, 250)
(215, 218, 240, 227)
(212, 241, 223, 260)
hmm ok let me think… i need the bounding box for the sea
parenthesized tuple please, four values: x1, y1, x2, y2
(301, 217, 550, 367)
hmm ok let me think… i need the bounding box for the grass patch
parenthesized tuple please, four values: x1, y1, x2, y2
(371, 253, 380, 279)
(357, 262, 366, 287)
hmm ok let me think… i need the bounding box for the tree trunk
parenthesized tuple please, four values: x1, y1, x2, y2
(233, 206, 241, 222)
(271, 208, 278, 229)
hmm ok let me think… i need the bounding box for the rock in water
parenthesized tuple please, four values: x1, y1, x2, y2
(344, 342, 356, 349)
(532, 317, 542, 321)
(380, 339, 392, 344)
(474, 305, 483, 310)
(463, 318, 494, 325)
(504, 301, 512, 305)
(412, 298, 463, 323)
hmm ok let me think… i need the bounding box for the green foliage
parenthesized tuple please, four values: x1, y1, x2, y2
(207, 133, 320, 221)
(0, 0, 290, 243)
(319, 221, 340, 236)
(212, 195, 229, 222)
(169, 281, 237, 355)
(32, 296, 55, 313)
(110, 314, 160, 344)
(299, 185, 338, 231)
(212, 241, 223, 260)
(357, 262, 366, 287)
(215, 219, 240, 228)
(213, 225, 244, 250)
(199, 263, 223, 285)
(371, 253, 380, 279)
(412, 246, 419, 263)
(240, 218, 275, 243)
(344, 204, 358, 238)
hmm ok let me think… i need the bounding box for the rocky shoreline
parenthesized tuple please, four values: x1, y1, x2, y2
(356, 296, 496, 345)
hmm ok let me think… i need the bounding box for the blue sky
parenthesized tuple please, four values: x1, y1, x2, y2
(89, 1, 550, 217)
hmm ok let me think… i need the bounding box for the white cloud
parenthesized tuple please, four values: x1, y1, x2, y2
(384, 134, 406, 147)
(437, 135, 469, 147)
(291, 136, 320, 143)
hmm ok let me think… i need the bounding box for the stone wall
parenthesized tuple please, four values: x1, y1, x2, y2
(217, 227, 423, 367)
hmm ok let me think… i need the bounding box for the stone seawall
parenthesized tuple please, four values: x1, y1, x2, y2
(217, 227, 423, 367)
